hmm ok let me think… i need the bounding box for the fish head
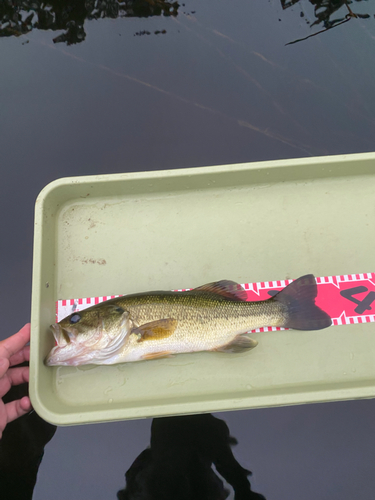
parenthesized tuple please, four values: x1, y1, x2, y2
(45, 303, 132, 366)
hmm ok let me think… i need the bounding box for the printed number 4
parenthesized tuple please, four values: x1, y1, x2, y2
(340, 286, 375, 314)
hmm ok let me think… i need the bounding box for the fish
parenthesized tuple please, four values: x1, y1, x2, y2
(45, 274, 332, 366)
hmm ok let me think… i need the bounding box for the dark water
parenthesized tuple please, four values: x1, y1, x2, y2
(1, 1, 375, 499)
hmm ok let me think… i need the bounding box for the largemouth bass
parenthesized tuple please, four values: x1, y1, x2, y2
(46, 274, 331, 366)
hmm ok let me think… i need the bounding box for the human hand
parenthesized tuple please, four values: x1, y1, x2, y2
(0, 324, 32, 439)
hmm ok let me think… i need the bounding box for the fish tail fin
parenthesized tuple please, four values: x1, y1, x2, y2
(274, 274, 332, 330)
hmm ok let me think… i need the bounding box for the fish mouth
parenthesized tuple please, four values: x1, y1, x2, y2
(50, 323, 69, 346)
(45, 344, 91, 366)
(45, 324, 92, 366)
(45, 322, 130, 366)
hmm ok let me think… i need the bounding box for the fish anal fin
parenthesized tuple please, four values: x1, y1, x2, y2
(133, 318, 178, 342)
(193, 280, 248, 301)
(141, 351, 174, 360)
(214, 335, 258, 353)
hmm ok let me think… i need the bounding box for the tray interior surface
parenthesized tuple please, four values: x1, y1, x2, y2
(30, 154, 375, 424)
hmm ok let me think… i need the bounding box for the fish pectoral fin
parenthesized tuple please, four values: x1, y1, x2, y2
(141, 351, 174, 360)
(213, 335, 258, 353)
(193, 280, 248, 301)
(133, 318, 178, 342)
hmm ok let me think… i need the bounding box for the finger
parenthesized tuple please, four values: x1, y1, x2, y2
(9, 345, 30, 367)
(0, 357, 10, 378)
(6, 366, 29, 386)
(5, 396, 32, 424)
(0, 324, 30, 360)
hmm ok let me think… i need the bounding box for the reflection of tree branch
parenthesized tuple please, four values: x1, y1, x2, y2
(0, 0, 180, 44)
(283, 0, 371, 45)
(343, 0, 357, 18)
(286, 14, 352, 45)
(281, 0, 301, 9)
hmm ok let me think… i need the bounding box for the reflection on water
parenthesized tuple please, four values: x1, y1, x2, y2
(117, 414, 266, 500)
(282, 0, 370, 26)
(1, 391, 265, 500)
(0, 0, 373, 44)
(0, 0, 180, 44)
(282, 0, 372, 44)
(0, 383, 57, 499)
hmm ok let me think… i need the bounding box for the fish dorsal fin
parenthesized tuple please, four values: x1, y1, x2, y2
(193, 280, 248, 301)
(133, 318, 178, 342)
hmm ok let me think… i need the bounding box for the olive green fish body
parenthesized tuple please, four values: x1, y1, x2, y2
(112, 290, 286, 362)
(46, 275, 331, 366)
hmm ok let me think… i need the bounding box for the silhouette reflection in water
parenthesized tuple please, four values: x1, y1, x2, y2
(0, 386, 265, 500)
(118, 414, 266, 500)
(0, 382, 57, 500)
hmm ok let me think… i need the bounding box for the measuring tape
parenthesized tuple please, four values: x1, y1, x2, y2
(55, 273, 375, 330)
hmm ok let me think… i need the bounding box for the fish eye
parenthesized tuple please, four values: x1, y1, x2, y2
(115, 307, 124, 313)
(70, 313, 81, 324)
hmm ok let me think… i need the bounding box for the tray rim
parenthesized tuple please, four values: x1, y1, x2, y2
(32, 381, 375, 426)
(35, 151, 375, 198)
